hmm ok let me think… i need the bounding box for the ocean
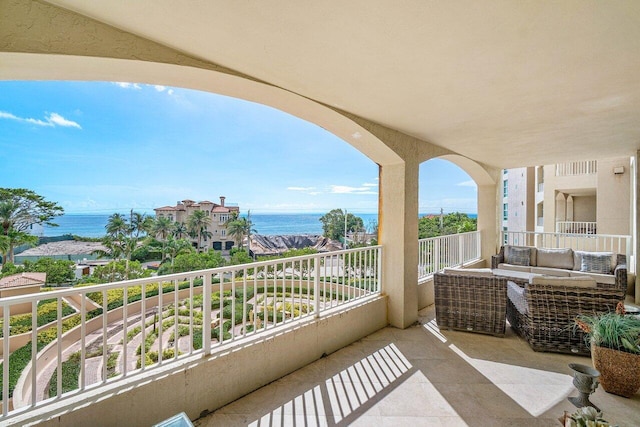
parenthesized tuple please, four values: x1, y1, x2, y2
(38, 212, 476, 238)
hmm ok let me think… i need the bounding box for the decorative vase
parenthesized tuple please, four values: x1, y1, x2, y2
(567, 363, 600, 411)
(592, 345, 640, 398)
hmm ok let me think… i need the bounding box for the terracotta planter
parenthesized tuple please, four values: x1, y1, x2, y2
(592, 345, 640, 398)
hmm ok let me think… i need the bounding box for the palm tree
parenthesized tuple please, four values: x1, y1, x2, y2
(2, 229, 38, 265)
(226, 216, 256, 253)
(0, 234, 9, 267)
(151, 216, 174, 261)
(165, 237, 194, 269)
(130, 212, 148, 239)
(187, 210, 211, 252)
(172, 222, 188, 239)
(105, 213, 130, 238)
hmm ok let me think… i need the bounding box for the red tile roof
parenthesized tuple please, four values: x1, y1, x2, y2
(0, 272, 47, 289)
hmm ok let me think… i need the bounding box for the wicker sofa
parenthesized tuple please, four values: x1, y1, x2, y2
(506, 275, 625, 355)
(491, 245, 627, 290)
(434, 269, 507, 336)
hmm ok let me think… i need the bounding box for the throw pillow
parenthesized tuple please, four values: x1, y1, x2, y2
(580, 253, 612, 274)
(508, 247, 531, 266)
(536, 248, 574, 270)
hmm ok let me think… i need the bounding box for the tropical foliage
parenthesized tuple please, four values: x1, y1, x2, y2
(575, 302, 640, 355)
(0, 258, 76, 284)
(225, 212, 256, 253)
(418, 212, 477, 238)
(186, 210, 211, 252)
(0, 188, 63, 264)
(319, 209, 364, 242)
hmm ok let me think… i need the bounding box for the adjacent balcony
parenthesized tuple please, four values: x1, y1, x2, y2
(556, 221, 597, 235)
(555, 161, 597, 177)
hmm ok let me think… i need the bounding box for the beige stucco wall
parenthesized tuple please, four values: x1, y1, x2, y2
(8, 296, 388, 427)
(597, 157, 632, 235)
(572, 195, 597, 222)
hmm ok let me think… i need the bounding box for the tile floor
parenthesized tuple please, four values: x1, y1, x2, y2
(195, 305, 640, 427)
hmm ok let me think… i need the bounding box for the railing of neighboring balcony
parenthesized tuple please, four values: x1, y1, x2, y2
(501, 231, 631, 267)
(555, 221, 597, 235)
(555, 160, 597, 176)
(0, 246, 381, 420)
(417, 231, 481, 282)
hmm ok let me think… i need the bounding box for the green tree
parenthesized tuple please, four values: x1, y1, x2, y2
(85, 260, 150, 283)
(319, 209, 364, 242)
(22, 258, 75, 285)
(159, 250, 226, 275)
(164, 237, 194, 269)
(418, 212, 477, 238)
(151, 216, 174, 261)
(226, 215, 256, 253)
(187, 210, 211, 252)
(2, 229, 38, 266)
(172, 222, 188, 239)
(0, 188, 63, 263)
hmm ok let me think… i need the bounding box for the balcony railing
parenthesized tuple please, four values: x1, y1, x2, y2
(501, 231, 631, 266)
(555, 221, 597, 235)
(417, 231, 481, 282)
(555, 160, 597, 176)
(0, 246, 381, 420)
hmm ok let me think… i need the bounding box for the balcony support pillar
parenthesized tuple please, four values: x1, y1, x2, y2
(379, 161, 419, 328)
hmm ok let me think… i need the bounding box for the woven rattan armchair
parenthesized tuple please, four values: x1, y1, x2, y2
(434, 272, 508, 336)
(506, 281, 625, 355)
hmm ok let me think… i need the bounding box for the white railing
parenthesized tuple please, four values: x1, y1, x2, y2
(501, 231, 631, 265)
(555, 160, 597, 176)
(417, 231, 481, 282)
(0, 246, 381, 420)
(555, 221, 597, 235)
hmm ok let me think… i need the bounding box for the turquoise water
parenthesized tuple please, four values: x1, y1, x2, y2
(40, 212, 476, 238)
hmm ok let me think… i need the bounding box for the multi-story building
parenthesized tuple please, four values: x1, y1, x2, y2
(154, 196, 240, 251)
(502, 157, 632, 237)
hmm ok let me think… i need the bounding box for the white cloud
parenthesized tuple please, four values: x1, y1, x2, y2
(330, 185, 377, 195)
(167, 89, 174, 95)
(287, 186, 316, 192)
(113, 82, 142, 90)
(154, 85, 167, 92)
(47, 113, 81, 128)
(0, 111, 81, 129)
(456, 180, 477, 187)
(362, 182, 378, 187)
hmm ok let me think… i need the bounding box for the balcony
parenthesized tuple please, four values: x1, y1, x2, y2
(555, 161, 598, 177)
(3, 232, 636, 426)
(556, 221, 597, 235)
(197, 305, 639, 426)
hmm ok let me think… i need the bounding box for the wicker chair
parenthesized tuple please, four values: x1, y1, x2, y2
(434, 272, 508, 336)
(506, 281, 625, 355)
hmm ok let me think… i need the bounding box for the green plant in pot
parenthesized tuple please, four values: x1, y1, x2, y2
(575, 302, 640, 398)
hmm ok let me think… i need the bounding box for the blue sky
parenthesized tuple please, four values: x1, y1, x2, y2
(0, 81, 477, 215)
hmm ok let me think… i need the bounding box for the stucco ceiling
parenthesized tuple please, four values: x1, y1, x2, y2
(42, 1, 640, 168)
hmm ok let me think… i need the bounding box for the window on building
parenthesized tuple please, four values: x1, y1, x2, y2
(220, 214, 229, 222)
(503, 203, 508, 220)
(221, 229, 226, 236)
(168, 215, 173, 221)
(503, 226, 508, 244)
(503, 180, 508, 197)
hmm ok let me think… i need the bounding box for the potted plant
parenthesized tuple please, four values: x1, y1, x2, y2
(575, 302, 640, 397)
(559, 406, 617, 427)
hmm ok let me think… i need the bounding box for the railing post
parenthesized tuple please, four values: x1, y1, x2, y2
(314, 254, 320, 319)
(434, 237, 440, 274)
(458, 233, 464, 266)
(203, 272, 212, 355)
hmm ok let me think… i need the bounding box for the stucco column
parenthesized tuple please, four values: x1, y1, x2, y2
(379, 161, 419, 328)
(635, 152, 640, 304)
(478, 183, 499, 264)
